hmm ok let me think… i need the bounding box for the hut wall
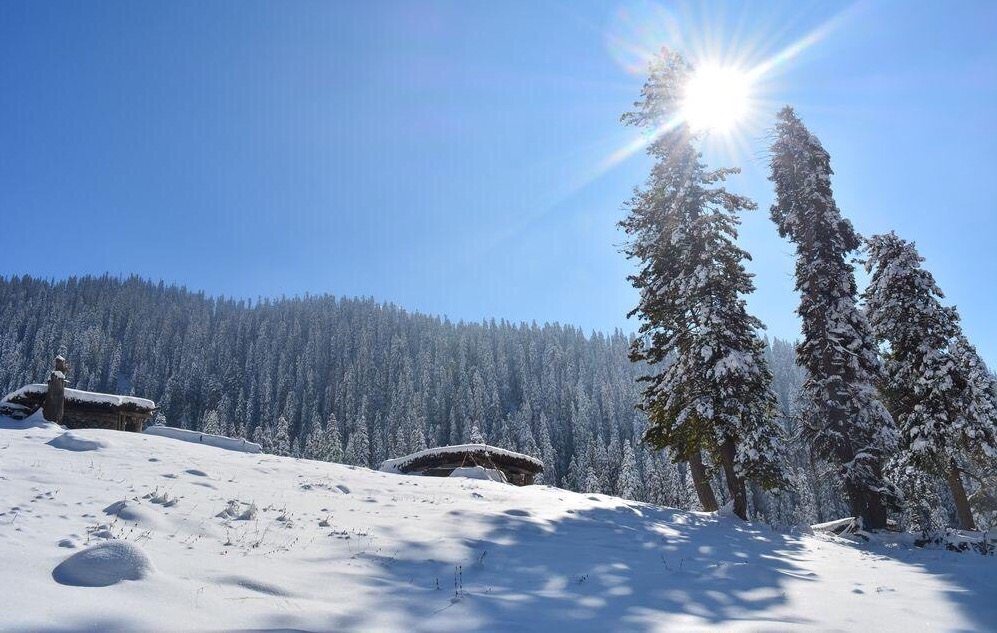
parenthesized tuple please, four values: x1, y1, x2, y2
(61, 407, 151, 432)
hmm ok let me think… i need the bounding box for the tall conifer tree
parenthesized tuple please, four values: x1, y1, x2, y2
(768, 107, 897, 529)
(621, 50, 787, 520)
(864, 232, 997, 529)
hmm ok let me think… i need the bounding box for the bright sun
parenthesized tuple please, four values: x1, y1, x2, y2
(680, 64, 752, 133)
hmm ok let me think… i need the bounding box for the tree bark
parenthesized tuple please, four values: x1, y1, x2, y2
(863, 489, 889, 531)
(835, 437, 889, 530)
(947, 460, 976, 531)
(844, 480, 888, 530)
(719, 437, 748, 520)
(688, 451, 719, 512)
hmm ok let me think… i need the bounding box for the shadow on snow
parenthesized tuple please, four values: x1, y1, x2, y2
(293, 501, 817, 631)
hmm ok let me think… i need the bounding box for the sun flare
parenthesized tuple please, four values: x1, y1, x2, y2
(680, 64, 752, 133)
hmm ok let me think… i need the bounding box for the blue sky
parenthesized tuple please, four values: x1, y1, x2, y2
(2, 1, 996, 359)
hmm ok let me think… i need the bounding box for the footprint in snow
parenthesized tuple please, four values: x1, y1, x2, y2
(504, 509, 531, 517)
(335, 484, 351, 494)
(185, 469, 209, 477)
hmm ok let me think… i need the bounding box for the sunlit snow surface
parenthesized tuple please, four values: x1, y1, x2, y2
(1, 414, 995, 632)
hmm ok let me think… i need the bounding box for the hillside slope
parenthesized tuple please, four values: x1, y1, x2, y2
(1, 416, 994, 632)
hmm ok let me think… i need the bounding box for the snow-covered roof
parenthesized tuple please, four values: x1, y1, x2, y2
(2, 384, 156, 412)
(379, 443, 543, 475)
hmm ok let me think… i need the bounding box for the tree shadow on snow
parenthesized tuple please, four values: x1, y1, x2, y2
(288, 501, 820, 631)
(841, 535, 997, 632)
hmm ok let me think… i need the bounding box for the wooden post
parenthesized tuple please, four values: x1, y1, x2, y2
(42, 356, 67, 424)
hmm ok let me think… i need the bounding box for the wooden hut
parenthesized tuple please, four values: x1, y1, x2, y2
(0, 356, 156, 432)
(380, 444, 544, 486)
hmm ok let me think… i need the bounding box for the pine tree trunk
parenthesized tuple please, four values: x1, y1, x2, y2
(749, 481, 768, 522)
(834, 430, 889, 530)
(807, 451, 825, 523)
(719, 437, 748, 520)
(688, 451, 719, 512)
(844, 480, 888, 530)
(863, 489, 888, 530)
(947, 460, 976, 531)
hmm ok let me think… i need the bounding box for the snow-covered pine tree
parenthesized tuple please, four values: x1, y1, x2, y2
(324, 412, 345, 463)
(253, 420, 274, 455)
(566, 455, 582, 491)
(620, 49, 788, 520)
(344, 414, 371, 467)
(536, 413, 558, 486)
(469, 423, 486, 445)
(303, 422, 325, 461)
(950, 336, 997, 520)
(200, 409, 221, 435)
(616, 440, 640, 500)
(768, 106, 898, 529)
(863, 232, 985, 528)
(583, 465, 601, 494)
(272, 415, 292, 457)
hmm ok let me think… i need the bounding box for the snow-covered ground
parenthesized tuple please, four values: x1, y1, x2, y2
(1, 415, 995, 632)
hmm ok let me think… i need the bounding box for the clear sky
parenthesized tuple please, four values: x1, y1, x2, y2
(2, 1, 996, 359)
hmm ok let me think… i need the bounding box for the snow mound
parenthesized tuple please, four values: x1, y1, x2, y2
(449, 466, 507, 483)
(103, 500, 165, 528)
(46, 431, 109, 452)
(52, 541, 155, 587)
(0, 407, 53, 430)
(216, 575, 293, 597)
(144, 425, 262, 453)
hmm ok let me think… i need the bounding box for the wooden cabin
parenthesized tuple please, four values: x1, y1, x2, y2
(380, 444, 544, 486)
(0, 356, 156, 432)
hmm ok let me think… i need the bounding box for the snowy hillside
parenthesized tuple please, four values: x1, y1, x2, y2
(1, 416, 995, 632)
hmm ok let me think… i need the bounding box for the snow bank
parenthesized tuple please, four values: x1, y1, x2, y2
(144, 425, 261, 453)
(52, 541, 155, 587)
(0, 407, 53, 430)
